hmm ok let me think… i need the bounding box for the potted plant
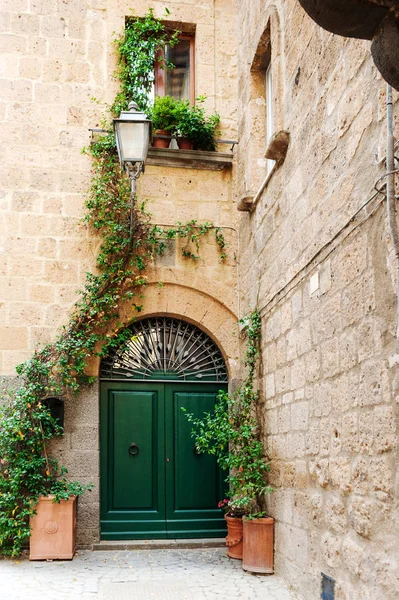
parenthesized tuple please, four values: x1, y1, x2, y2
(184, 310, 274, 571)
(0, 391, 92, 559)
(173, 96, 220, 151)
(147, 95, 179, 148)
(217, 498, 245, 560)
(29, 475, 93, 561)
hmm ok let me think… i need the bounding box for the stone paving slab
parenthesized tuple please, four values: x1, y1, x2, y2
(98, 581, 195, 600)
(0, 548, 298, 600)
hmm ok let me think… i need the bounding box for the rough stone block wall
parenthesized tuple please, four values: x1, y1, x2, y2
(263, 214, 399, 599)
(238, 0, 399, 598)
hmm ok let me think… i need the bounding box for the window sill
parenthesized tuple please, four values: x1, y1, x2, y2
(146, 147, 234, 171)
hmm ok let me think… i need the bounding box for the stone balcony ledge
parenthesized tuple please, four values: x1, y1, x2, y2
(146, 147, 234, 171)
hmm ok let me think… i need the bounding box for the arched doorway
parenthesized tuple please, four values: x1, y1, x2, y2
(100, 317, 228, 540)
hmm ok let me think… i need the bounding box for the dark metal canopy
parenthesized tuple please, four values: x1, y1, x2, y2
(297, 0, 399, 90)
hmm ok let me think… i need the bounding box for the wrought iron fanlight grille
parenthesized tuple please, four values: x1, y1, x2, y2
(100, 317, 228, 382)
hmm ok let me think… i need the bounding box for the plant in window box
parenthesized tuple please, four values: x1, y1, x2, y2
(147, 95, 179, 148)
(172, 96, 220, 151)
(184, 310, 274, 571)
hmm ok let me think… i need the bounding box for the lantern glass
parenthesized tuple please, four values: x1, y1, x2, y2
(114, 120, 151, 165)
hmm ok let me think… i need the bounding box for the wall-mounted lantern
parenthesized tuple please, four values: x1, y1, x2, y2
(113, 102, 152, 230)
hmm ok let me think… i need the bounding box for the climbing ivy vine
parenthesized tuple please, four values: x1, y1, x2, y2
(183, 309, 273, 517)
(0, 8, 227, 556)
(112, 7, 179, 114)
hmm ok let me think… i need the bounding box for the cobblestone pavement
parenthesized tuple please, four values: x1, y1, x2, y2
(0, 548, 297, 600)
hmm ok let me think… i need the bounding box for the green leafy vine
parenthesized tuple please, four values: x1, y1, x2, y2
(183, 309, 272, 518)
(112, 7, 179, 114)
(0, 8, 227, 556)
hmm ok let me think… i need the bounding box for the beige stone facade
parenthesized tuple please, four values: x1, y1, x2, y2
(0, 0, 238, 374)
(1, 0, 399, 597)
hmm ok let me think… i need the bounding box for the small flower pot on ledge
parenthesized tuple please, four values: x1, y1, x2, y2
(152, 129, 171, 148)
(177, 137, 194, 150)
(242, 517, 274, 574)
(29, 495, 77, 560)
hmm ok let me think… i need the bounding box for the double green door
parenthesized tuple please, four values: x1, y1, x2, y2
(100, 381, 226, 539)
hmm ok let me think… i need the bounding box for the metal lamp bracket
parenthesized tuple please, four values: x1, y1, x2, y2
(124, 161, 144, 180)
(123, 161, 144, 232)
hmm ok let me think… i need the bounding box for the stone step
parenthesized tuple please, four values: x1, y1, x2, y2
(92, 538, 226, 551)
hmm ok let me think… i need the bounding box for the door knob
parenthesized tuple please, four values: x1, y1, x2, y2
(193, 444, 202, 456)
(128, 443, 139, 456)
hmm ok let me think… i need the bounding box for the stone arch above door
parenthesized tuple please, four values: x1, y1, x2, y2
(87, 282, 240, 381)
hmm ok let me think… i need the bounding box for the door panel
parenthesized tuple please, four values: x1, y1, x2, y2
(165, 385, 226, 537)
(100, 381, 226, 539)
(113, 390, 156, 509)
(174, 391, 219, 509)
(100, 382, 166, 539)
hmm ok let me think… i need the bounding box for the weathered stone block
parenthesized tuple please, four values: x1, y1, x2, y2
(330, 457, 352, 495)
(326, 494, 348, 534)
(278, 404, 291, 433)
(265, 372, 275, 399)
(306, 422, 320, 455)
(321, 337, 340, 378)
(297, 319, 312, 356)
(348, 496, 374, 538)
(305, 347, 321, 382)
(374, 405, 396, 454)
(0, 326, 27, 350)
(291, 401, 309, 431)
(321, 531, 342, 568)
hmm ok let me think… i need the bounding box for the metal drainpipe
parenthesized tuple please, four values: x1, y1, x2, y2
(386, 83, 399, 339)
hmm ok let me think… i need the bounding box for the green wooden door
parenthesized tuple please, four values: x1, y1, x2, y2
(100, 381, 226, 539)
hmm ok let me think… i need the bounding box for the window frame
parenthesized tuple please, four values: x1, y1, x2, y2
(154, 34, 195, 104)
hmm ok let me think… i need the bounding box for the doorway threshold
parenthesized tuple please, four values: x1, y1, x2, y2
(92, 539, 225, 551)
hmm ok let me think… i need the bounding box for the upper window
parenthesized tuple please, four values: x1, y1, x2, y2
(265, 61, 274, 173)
(155, 35, 195, 103)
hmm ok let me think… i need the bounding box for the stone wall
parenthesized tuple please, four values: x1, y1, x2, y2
(0, 0, 239, 546)
(0, 0, 238, 377)
(237, 1, 399, 598)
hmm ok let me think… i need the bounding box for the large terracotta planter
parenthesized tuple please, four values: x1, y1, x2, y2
(29, 495, 76, 560)
(242, 517, 274, 574)
(225, 515, 243, 559)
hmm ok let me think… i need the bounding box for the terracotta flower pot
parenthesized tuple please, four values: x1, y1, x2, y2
(153, 129, 171, 148)
(177, 137, 194, 150)
(29, 495, 76, 560)
(242, 517, 274, 574)
(225, 515, 243, 559)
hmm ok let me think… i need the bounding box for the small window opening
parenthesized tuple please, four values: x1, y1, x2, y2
(155, 33, 195, 103)
(265, 45, 274, 173)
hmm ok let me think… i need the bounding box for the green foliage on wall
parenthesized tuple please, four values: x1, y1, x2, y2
(112, 7, 179, 115)
(183, 309, 272, 517)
